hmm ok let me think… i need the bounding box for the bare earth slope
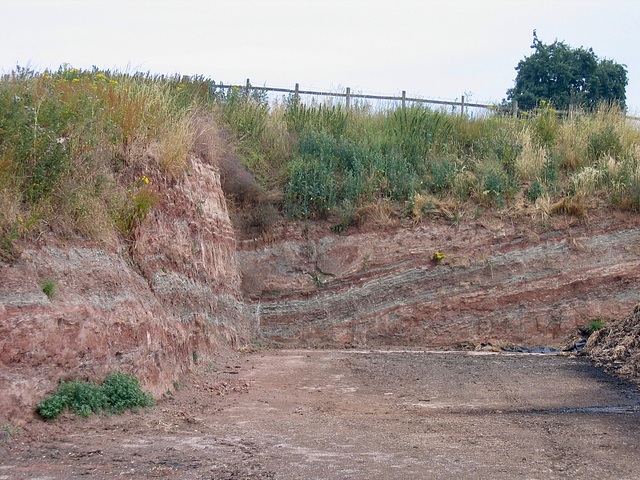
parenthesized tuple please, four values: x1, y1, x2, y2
(2, 349, 640, 479)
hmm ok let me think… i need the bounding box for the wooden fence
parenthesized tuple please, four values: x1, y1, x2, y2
(212, 78, 515, 116)
(211, 79, 640, 121)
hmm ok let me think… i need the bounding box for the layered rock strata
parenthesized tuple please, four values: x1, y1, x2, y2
(0, 154, 252, 420)
(240, 212, 640, 347)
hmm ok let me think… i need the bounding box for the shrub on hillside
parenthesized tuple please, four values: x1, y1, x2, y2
(37, 372, 154, 420)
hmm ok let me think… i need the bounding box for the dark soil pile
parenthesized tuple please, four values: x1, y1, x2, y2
(585, 304, 640, 386)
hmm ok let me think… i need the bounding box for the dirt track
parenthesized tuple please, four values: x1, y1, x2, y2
(2, 349, 640, 479)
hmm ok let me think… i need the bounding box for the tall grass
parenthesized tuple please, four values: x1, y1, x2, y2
(218, 93, 640, 222)
(2, 67, 639, 256)
(0, 66, 203, 259)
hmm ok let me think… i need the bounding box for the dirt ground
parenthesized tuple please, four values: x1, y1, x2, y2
(2, 349, 640, 480)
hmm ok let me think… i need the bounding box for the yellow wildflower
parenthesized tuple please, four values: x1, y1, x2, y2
(432, 251, 445, 262)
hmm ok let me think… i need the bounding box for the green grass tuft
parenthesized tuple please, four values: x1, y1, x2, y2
(41, 278, 57, 299)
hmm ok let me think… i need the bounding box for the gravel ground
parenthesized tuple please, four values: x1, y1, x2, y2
(2, 349, 640, 479)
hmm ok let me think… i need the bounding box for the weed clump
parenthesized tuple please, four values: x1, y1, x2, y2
(37, 372, 154, 420)
(584, 317, 607, 336)
(40, 278, 57, 299)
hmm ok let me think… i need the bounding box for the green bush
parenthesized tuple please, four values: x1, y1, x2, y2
(37, 372, 154, 420)
(101, 371, 154, 414)
(284, 157, 337, 218)
(40, 278, 57, 299)
(426, 156, 459, 194)
(526, 179, 545, 202)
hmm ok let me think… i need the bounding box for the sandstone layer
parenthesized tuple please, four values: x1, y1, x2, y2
(240, 211, 640, 348)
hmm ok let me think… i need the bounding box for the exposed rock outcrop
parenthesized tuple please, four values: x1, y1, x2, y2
(0, 152, 253, 421)
(240, 211, 640, 348)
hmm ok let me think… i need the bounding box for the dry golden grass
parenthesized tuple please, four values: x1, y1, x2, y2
(550, 195, 587, 218)
(355, 198, 401, 228)
(408, 192, 432, 222)
(158, 114, 194, 179)
(553, 120, 589, 171)
(570, 166, 602, 197)
(516, 128, 547, 181)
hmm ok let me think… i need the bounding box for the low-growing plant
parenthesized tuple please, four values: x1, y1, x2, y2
(432, 251, 446, 262)
(101, 371, 155, 414)
(526, 179, 545, 202)
(312, 271, 325, 288)
(362, 252, 370, 272)
(1, 420, 23, 438)
(584, 317, 607, 335)
(116, 176, 158, 245)
(41, 278, 57, 299)
(37, 371, 154, 420)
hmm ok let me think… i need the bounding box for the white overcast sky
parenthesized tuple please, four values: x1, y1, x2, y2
(1, 0, 639, 113)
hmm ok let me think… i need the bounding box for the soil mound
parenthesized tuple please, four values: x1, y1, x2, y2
(585, 304, 640, 385)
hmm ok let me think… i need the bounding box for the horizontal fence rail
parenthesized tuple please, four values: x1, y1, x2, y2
(212, 78, 512, 115)
(209, 78, 639, 120)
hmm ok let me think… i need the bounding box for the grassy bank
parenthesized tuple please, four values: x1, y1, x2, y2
(1, 67, 639, 258)
(235, 96, 640, 227)
(0, 66, 205, 259)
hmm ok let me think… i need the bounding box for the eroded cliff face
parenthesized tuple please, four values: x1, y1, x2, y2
(0, 150, 253, 421)
(239, 210, 640, 348)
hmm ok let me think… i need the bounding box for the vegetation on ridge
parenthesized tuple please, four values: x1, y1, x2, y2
(0, 66, 201, 259)
(1, 66, 639, 257)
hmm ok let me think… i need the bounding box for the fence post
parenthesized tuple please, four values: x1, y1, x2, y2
(460, 95, 465, 116)
(346, 87, 351, 109)
(294, 83, 300, 104)
(512, 100, 518, 117)
(402, 90, 406, 109)
(245, 78, 250, 99)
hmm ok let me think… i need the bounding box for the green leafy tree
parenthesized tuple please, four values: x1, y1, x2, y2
(507, 31, 628, 111)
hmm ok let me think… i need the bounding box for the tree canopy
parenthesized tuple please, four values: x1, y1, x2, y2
(507, 32, 628, 111)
